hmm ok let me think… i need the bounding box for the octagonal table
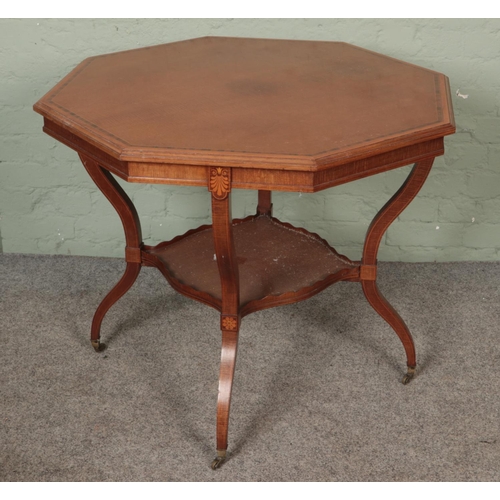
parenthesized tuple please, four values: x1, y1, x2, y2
(34, 37, 455, 469)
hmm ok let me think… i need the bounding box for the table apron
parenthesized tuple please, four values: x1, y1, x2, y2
(43, 118, 444, 193)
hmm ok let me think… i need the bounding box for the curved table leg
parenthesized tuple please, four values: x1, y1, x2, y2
(79, 154, 143, 351)
(361, 158, 435, 383)
(89, 262, 141, 351)
(209, 167, 240, 469)
(212, 327, 239, 469)
(361, 280, 416, 384)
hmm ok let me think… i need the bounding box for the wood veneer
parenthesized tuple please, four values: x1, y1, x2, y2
(33, 37, 456, 469)
(144, 215, 359, 314)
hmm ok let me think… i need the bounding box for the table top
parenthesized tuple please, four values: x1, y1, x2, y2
(34, 37, 455, 192)
(34, 37, 455, 170)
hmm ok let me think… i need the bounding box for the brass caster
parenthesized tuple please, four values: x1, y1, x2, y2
(91, 339, 105, 352)
(402, 366, 416, 385)
(211, 450, 226, 470)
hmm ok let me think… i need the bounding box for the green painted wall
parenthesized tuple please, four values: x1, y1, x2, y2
(1, 18, 499, 261)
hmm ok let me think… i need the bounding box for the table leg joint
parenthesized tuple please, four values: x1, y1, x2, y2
(360, 264, 377, 281)
(125, 245, 144, 264)
(221, 314, 239, 331)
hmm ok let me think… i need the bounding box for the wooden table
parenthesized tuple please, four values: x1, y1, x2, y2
(34, 37, 455, 469)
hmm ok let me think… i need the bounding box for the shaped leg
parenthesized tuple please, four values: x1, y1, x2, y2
(212, 325, 239, 469)
(361, 279, 416, 382)
(89, 262, 141, 351)
(256, 190, 273, 216)
(361, 158, 435, 382)
(209, 167, 240, 468)
(79, 154, 143, 350)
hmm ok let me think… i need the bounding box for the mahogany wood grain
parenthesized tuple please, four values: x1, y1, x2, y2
(210, 171, 240, 454)
(362, 280, 417, 368)
(362, 159, 434, 266)
(216, 329, 238, 454)
(33, 38, 456, 466)
(45, 119, 446, 193)
(79, 154, 144, 348)
(210, 175, 240, 319)
(88, 262, 141, 349)
(79, 154, 142, 248)
(257, 190, 273, 216)
(34, 38, 454, 169)
(142, 214, 358, 314)
(361, 159, 434, 369)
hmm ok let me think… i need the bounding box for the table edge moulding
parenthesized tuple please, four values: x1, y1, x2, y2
(33, 36, 456, 470)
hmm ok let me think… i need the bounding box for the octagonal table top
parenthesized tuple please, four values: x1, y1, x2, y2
(34, 36, 455, 171)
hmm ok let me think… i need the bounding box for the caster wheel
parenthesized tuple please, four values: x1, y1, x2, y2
(211, 451, 226, 470)
(91, 340, 105, 352)
(211, 457, 225, 470)
(402, 367, 416, 385)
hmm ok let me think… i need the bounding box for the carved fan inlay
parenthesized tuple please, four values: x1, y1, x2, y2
(209, 167, 231, 200)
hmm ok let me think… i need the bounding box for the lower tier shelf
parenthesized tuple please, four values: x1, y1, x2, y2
(143, 215, 360, 315)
